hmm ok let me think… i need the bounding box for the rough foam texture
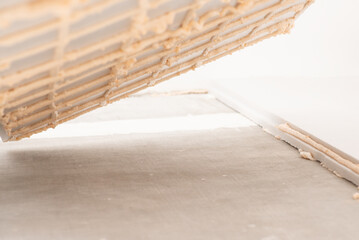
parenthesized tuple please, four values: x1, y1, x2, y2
(0, 0, 313, 141)
(278, 123, 359, 175)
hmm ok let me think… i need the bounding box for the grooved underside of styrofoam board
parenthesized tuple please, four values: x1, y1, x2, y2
(0, 0, 313, 141)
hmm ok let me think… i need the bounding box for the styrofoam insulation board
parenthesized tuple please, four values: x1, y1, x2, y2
(0, 0, 313, 141)
(209, 83, 359, 186)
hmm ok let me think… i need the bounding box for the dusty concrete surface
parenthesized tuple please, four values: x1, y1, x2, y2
(0, 93, 358, 240)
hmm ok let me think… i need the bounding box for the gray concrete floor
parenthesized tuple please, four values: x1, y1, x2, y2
(0, 91, 358, 240)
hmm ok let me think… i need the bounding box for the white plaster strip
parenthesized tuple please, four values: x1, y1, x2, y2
(31, 113, 255, 139)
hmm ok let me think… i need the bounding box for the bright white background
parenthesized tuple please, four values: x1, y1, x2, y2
(186, 0, 359, 159)
(187, 0, 359, 79)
